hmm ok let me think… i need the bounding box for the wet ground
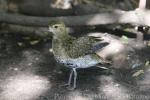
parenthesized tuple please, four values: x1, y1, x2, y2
(0, 33, 150, 100)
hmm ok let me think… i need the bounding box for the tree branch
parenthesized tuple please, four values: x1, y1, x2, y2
(0, 9, 150, 27)
(0, 24, 49, 37)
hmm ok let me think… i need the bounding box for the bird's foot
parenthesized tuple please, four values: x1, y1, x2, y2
(59, 83, 70, 88)
(66, 86, 75, 90)
(59, 84, 76, 90)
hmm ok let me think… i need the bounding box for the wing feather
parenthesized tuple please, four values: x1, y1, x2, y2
(65, 36, 108, 58)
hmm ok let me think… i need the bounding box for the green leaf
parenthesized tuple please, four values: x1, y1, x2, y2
(121, 35, 129, 44)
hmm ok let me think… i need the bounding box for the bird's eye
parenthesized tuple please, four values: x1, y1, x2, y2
(53, 25, 58, 28)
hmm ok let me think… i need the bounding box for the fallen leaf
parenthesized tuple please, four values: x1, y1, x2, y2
(121, 35, 129, 44)
(145, 60, 150, 67)
(17, 42, 24, 47)
(30, 40, 40, 45)
(49, 48, 53, 52)
(132, 70, 144, 77)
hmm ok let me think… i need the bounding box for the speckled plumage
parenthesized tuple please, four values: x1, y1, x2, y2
(49, 21, 109, 89)
(52, 36, 108, 68)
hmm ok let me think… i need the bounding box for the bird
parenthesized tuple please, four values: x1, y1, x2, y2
(48, 21, 111, 90)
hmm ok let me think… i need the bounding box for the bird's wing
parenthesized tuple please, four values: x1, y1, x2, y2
(65, 36, 109, 58)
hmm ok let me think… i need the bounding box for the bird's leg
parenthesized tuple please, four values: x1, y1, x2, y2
(67, 69, 73, 86)
(59, 69, 73, 88)
(60, 68, 77, 90)
(73, 68, 77, 89)
(67, 68, 77, 90)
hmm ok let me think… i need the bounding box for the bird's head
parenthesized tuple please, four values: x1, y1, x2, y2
(48, 21, 68, 38)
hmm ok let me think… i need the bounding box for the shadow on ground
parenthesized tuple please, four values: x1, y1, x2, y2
(0, 34, 150, 100)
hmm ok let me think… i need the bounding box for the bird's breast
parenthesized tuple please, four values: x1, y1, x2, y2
(56, 55, 99, 68)
(52, 39, 99, 68)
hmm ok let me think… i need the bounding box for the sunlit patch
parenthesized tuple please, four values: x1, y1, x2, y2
(68, 91, 91, 100)
(145, 14, 150, 27)
(0, 74, 50, 100)
(50, 0, 72, 9)
(97, 41, 125, 62)
(87, 14, 116, 25)
(101, 84, 128, 100)
(88, 33, 125, 60)
(98, 76, 129, 100)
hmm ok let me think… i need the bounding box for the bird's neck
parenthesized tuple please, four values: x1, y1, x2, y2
(53, 33, 72, 43)
(53, 31, 69, 39)
(52, 34, 74, 59)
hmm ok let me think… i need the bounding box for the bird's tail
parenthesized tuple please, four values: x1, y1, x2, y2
(98, 56, 112, 64)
